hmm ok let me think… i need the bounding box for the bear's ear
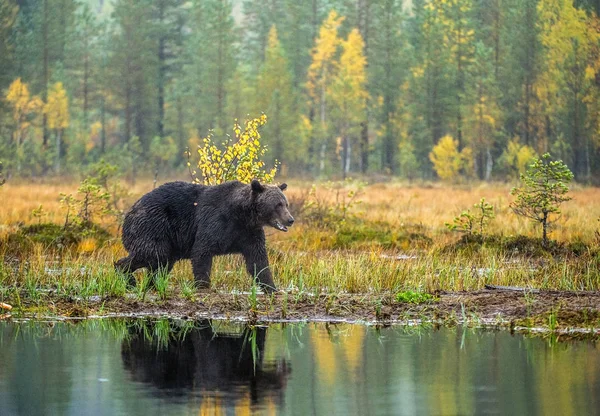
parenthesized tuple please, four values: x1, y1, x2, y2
(278, 183, 287, 191)
(251, 179, 265, 193)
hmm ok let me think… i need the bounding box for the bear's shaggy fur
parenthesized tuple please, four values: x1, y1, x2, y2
(115, 179, 293, 292)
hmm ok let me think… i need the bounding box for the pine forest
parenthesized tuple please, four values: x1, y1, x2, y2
(0, 0, 599, 182)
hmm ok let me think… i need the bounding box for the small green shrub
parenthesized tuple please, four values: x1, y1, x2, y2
(446, 198, 495, 237)
(395, 291, 436, 304)
(303, 179, 366, 229)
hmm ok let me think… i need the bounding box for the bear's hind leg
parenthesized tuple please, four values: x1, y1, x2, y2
(145, 259, 174, 289)
(115, 255, 146, 287)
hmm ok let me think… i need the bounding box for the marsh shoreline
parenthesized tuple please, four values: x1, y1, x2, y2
(5, 288, 600, 338)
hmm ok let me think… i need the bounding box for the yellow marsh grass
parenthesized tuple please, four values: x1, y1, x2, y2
(2, 179, 599, 240)
(279, 181, 600, 245)
(1, 179, 599, 293)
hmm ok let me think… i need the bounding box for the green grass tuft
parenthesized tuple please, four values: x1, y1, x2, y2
(395, 291, 437, 304)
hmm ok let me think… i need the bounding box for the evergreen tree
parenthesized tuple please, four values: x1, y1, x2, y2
(0, 1, 18, 100)
(370, 0, 407, 173)
(406, 0, 454, 177)
(510, 153, 574, 245)
(256, 26, 299, 170)
(110, 0, 158, 149)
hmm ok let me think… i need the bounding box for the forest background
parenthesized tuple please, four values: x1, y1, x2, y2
(0, 0, 599, 183)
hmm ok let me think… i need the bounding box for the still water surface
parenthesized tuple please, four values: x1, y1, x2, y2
(0, 319, 599, 416)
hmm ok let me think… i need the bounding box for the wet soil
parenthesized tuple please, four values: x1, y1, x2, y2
(6, 288, 600, 337)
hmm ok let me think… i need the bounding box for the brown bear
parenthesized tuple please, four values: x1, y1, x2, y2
(115, 179, 293, 292)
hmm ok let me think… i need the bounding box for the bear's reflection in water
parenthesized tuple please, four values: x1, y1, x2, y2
(121, 320, 291, 410)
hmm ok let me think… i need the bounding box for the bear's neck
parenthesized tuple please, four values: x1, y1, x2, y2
(228, 186, 262, 229)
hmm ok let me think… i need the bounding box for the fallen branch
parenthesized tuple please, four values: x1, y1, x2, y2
(485, 285, 540, 293)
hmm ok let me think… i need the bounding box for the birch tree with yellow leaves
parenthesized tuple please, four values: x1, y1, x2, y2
(429, 135, 473, 181)
(44, 82, 70, 174)
(5, 78, 42, 173)
(307, 10, 344, 174)
(329, 28, 368, 178)
(535, 0, 599, 180)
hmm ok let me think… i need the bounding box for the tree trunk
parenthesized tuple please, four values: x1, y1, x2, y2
(125, 81, 132, 143)
(345, 138, 351, 178)
(42, 0, 50, 149)
(542, 211, 548, 247)
(357, 0, 369, 174)
(157, 1, 166, 138)
(83, 23, 89, 127)
(216, 3, 224, 133)
(15, 122, 22, 174)
(319, 83, 326, 174)
(484, 148, 493, 181)
(176, 96, 184, 163)
(100, 93, 106, 153)
(360, 121, 368, 174)
(274, 92, 283, 164)
(55, 130, 62, 175)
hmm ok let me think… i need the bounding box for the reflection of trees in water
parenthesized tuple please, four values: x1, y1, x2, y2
(120, 319, 291, 412)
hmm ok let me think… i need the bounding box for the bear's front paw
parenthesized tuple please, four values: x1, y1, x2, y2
(259, 282, 278, 294)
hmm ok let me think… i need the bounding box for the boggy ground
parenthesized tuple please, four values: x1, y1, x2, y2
(8, 287, 600, 339)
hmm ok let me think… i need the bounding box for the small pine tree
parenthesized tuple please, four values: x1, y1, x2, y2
(446, 198, 495, 237)
(510, 153, 574, 246)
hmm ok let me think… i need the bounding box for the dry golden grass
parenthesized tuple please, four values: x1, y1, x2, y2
(0, 178, 159, 235)
(2, 178, 599, 245)
(280, 180, 600, 247)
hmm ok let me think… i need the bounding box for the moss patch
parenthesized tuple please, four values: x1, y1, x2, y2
(332, 220, 432, 250)
(442, 234, 597, 258)
(5, 222, 111, 254)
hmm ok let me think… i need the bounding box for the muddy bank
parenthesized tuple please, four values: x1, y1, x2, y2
(5, 288, 599, 337)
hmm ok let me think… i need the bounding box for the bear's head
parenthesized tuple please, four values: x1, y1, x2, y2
(251, 179, 294, 232)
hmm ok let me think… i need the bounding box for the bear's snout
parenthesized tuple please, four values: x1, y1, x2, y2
(287, 216, 295, 226)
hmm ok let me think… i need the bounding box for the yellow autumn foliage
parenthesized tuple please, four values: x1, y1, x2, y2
(45, 82, 70, 130)
(429, 135, 473, 181)
(5, 78, 42, 131)
(306, 10, 344, 101)
(329, 28, 368, 117)
(500, 137, 537, 179)
(191, 114, 278, 185)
